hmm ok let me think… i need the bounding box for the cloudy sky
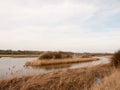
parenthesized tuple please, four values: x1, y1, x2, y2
(0, 0, 120, 52)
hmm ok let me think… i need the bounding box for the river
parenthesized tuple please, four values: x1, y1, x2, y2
(0, 57, 110, 79)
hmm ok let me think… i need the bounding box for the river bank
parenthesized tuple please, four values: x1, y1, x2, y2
(0, 64, 113, 90)
(25, 57, 98, 66)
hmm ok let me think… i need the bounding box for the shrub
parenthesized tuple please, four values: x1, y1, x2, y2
(39, 51, 72, 59)
(111, 50, 120, 68)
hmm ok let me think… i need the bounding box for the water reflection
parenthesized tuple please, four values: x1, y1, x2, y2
(30, 64, 71, 70)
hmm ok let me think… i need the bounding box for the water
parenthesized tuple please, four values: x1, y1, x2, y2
(70, 57, 110, 69)
(0, 57, 110, 79)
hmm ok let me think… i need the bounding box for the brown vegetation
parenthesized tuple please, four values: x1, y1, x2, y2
(93, 69, 120, 90)
(39, 51, 73, 59)
(0, 51, 117, 90)
(111, 50, 120, 68)
(92, 51, 120, 90)
(25, 57, 97, 66)
(0, 64, 112, 90)
(25, 51, 99, 66)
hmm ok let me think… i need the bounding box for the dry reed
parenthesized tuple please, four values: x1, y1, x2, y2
(93, 69, 120, 90)
(111, 50, 120, 68)
(0, 64, 112, 90)
(25, 58, 98, 66)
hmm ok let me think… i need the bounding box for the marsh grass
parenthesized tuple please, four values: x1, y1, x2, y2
(111, 50, 120, 68)
(0, 64, 112, 90)
(92, 51, 120, 90)
(93, 69, 120, 90)
(25, 57, 97, 66)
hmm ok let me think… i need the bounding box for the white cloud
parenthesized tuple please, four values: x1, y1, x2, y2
(0, 0, 98, 30)
(0, 0, 120, 52)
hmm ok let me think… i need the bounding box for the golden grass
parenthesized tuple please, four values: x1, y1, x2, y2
(25, 57, 98, 66)
(93, 69, 120, 90)
(0, 64, 112, 90)
(0, 76, 31, 90)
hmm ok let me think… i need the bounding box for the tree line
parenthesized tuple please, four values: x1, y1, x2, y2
(0, 50, 42, 55)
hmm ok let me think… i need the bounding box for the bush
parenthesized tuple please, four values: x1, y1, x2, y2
(111, 50, 120, 68)
(39, 51, 72, 59)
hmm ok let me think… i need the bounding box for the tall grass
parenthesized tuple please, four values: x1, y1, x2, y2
(93, 70, 120, 90)
(111, 50, 120, 68)
(0, 64, 112, 90)
(92, 50, 120, 90)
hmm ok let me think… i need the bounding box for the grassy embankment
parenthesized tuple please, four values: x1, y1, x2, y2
(25, 51, 98, 66)
(0, 64, 112, 90)
(25, 58, 97, 66)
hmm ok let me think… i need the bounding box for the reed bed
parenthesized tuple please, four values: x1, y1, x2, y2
(93, 69, 120, 90)
(0, 64, 112, 90)
(92, 50, 120, 90)
(25, 57, 98, 66)
(111, 50, 120, 68)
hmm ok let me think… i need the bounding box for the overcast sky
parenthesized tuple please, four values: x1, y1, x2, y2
(0, 0, 120, 53)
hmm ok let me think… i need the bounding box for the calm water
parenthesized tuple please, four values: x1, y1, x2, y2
(0, 57, 110, 79)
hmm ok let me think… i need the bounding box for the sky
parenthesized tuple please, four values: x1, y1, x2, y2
(0, 0, 120, 53)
